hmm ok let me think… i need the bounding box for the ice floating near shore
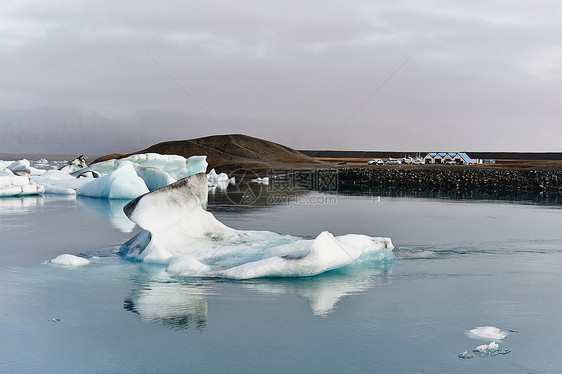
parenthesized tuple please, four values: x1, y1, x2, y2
(3, 154, 226, 200)
(49, 254, 90, 266)
(120, 172, 394, 279)
(466, 326, 509, 341)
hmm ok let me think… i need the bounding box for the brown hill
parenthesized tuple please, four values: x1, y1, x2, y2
(92, 134, 327, 172)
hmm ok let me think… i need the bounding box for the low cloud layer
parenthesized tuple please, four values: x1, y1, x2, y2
(1, 0, 561, 153)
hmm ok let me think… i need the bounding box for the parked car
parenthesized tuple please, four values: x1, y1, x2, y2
(444, 160, 457, 165)
(385, 159, 401, 165)
(367, 159, 384, 165)
(412, 159, 424, 165)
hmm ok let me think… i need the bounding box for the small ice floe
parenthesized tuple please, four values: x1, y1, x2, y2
(251, 177, 269, 185)
(457, 351, 473, 359)
(473, 341, 510, 357)
(49, 254, 90, 266)
(48, 317, 61, 323)
(466, 326, 509, 341)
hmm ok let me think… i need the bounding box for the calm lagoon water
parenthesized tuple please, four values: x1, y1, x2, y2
(1, 187, 562, 373)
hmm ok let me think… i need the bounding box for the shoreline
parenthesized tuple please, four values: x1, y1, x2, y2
(335, 165, 562, 192)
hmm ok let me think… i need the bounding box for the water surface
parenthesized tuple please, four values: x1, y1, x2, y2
(1, 188, 562, 373)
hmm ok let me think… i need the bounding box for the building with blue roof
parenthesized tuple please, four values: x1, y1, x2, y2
(424, 152, 476, 165)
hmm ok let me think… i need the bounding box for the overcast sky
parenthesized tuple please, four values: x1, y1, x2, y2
(1, 0, 562, 152)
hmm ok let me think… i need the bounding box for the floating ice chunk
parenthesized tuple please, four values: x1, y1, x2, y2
(84, 153, 206, 187)
(457, 351, 473, 359)
(207, 168, 229, 182)
(49, 254, 90, 266)
(7, 159, 32, 176)
(36, 159, 49, 164)
(466, 326, 509, 341)
(207, 168, 234, 189)
(77, 161, 149, 199)
(0, 176, 45, 197)
(121, 172, 394, 279)
(473, 341, 510, 356)
(95, 153, 206, 180)
(251, 177, 269, 185)
(59, 155, 88, 173)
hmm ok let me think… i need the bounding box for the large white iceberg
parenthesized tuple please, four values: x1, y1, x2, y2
(120, 172, 394, 279)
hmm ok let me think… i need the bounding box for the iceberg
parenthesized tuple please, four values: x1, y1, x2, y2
(86, 153, 208, 181)
(77, 162, 149, 199)
(120, 172, 394, 279)
(0, 176, 45, 197)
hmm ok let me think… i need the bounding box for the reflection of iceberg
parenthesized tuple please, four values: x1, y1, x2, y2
(77, 196, 136, 233)
(124, 281, 209, 329)
(0, 195, 44, 213)
(244, 264, 393, 316)
(121, 173, 394, 279)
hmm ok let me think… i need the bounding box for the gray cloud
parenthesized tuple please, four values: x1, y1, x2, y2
(1, 0, 561, 153)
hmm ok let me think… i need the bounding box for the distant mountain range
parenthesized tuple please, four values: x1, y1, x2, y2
(0, 108, 149, 156)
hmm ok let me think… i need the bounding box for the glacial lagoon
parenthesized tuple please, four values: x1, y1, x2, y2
(2, 186, 562, 373)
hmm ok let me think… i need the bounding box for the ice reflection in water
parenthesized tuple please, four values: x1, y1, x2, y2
(122, 258, 394, 328)
(124, 281, 210, 330)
